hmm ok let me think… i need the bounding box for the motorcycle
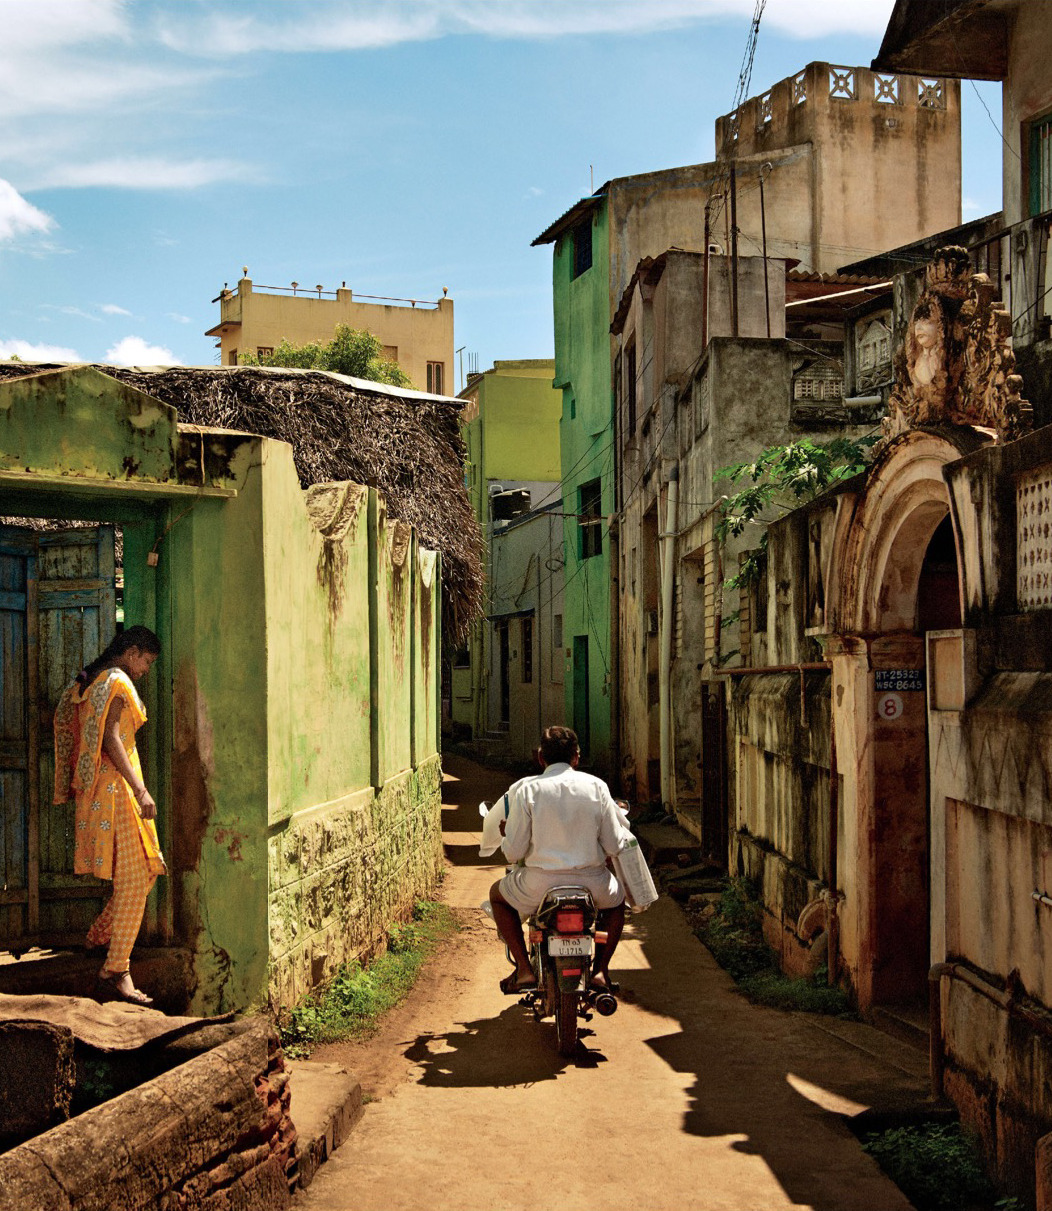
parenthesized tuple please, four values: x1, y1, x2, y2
(479, 798, 620, 1056)
(515, 884, 618, 1056)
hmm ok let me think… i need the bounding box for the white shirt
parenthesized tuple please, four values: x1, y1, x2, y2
(501, 762, 633, 871)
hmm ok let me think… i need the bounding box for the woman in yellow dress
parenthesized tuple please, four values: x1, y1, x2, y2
(53, 625, 166, 1005)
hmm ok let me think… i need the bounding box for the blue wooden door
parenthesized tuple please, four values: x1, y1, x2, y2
(0, 525, 116, 951)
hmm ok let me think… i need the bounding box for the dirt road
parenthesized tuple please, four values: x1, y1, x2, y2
(294, 754, 927, 1211)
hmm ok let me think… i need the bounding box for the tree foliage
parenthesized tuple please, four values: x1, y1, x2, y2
(715, 435, 876, 587)
(239, 324, 413, 388)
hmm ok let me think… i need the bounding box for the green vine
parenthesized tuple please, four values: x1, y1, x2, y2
(715, 435, 877, 589)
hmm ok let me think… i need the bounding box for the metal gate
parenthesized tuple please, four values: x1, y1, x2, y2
(0, 525, 117, 951)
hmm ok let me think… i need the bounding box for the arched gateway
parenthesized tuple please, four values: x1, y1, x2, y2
(730, 246, 1034, 1014)
(822, 427, 987, 1008)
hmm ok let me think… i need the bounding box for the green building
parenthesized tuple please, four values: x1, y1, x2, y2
(453, 360, 562, 751)
(534, 167, 719, 775)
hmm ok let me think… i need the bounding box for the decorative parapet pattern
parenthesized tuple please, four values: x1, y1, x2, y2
(714, 62, 956, 158)
(1018, 466, 1052, 610)
(918, 78, 946, 110)
(828, 66, 857, 100)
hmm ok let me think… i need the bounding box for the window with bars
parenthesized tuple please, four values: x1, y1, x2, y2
(626, 340, 637, 435)
(572, 217, 593, 279)
(1030, 113, 1052, 216)
(427, 361, 445, 394)
(578, 478, 602, 559)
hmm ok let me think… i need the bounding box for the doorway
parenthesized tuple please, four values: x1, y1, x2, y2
(869, 505, 962, 1005)
(0, 525, 117, 951)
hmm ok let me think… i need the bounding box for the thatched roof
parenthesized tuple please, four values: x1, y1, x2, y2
(0, 362, 483, 643)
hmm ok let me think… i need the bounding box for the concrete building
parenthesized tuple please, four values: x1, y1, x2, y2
(453, 361, 563, 760)
(206, 270, 455, 393)
(613, 249, 883, 855)
(729, 237, 1052, 1202)
(533, 59, 961, 779)
(481, 502, 566, 763)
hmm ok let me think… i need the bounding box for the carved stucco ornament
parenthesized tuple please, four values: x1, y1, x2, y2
(882, 245, 1033, 445)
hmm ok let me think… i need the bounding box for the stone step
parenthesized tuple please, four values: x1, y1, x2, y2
(286, 1059, 364, 1190)
(871, 1003, 930, 1055)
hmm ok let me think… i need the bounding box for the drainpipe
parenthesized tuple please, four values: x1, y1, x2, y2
(730, 166, 739, 339)
(827, 705, 839, 987)
(702, 201, 711, 350)
(659, 467, 679, 810)
(536, 549, 543, 741)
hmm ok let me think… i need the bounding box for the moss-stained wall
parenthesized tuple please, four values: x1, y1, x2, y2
(0, 366, 445, 1017)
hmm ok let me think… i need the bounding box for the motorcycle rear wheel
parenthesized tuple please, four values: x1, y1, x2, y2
(554, 984, 578, 1056)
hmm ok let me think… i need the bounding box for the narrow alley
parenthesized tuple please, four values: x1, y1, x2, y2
(294, 754, 927, 1211)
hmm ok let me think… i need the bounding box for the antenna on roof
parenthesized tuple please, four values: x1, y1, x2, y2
(590, 164, 594, 193)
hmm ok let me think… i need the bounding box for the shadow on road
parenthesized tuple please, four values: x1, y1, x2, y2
(618, 905, 923, 1211)
(440, 752, 515, 868)
(402, 1002, 607, 1087)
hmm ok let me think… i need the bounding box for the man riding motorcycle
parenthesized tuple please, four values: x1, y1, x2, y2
(489, 725, 633, 995)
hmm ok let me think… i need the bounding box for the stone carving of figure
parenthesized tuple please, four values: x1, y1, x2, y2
(883, 246, 1032, 444)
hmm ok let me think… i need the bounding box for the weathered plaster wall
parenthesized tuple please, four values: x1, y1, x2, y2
(167, 453, 270, 1014)
(260, 465, 442, 1012)
(719, 62, 961, 273)
(485, 507, 565, 761)
(0, 366, 177, 484)
(1003, 4, 1052, 226)
(0, 368, 446, 1018)
(731, 672, 833, 972)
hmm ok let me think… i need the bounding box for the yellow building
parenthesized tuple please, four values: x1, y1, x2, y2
(206, 271, 455, 393)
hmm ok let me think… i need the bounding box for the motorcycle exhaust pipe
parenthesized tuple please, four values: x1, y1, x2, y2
(593, 992, 618, 1016)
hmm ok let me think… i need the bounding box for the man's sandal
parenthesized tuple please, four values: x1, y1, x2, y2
(499, 972, 538, 995)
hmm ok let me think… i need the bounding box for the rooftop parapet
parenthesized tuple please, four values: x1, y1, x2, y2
(715, 60, 958, 159)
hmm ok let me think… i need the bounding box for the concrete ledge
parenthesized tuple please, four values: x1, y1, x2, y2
(0, 948, 194, 1016)
(288, 1060, 364, 1189)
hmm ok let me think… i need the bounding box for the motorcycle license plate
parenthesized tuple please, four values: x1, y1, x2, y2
(548, 936, 593, 957)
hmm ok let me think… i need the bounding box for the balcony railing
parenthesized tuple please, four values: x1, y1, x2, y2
(966, 210, 1052, 346)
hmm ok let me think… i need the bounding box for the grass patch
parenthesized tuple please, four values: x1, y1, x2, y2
(280, 900, 458, 1056)
(737, 969, 853, 1015)
(697, 877, 854, 1017)
(862, 1122, 1022, 1211)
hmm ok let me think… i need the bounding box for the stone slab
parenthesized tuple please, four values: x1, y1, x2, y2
(288, 1059, 364, 1190)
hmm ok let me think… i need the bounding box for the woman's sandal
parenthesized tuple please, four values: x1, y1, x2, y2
(499, 971, 538, 995)
(96, 971, 153, 1006)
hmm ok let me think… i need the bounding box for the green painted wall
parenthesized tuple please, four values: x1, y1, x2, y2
(0, 367, 446, 1016)
(550, 204, 615, 772)
(462, 360, 560, 528)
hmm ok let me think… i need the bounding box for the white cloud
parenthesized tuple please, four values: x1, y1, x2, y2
(157, 0, 896, 56)
(40, 304, 101, 322)
(0, 338, 80, 362)
(167, 313, 193, 324)
(32, 157, 257, 191)
(100, 303, 132, 316)
(2, 0, 128, 51)
(104, 336, 181, 366)
(0, 179, 54, 243)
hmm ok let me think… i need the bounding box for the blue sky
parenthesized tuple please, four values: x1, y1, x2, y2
(0, 0, 1003, 386)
